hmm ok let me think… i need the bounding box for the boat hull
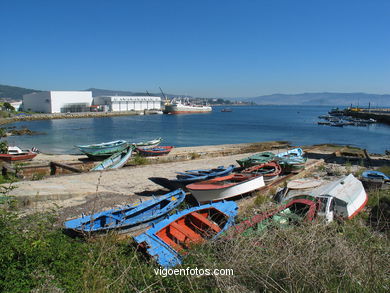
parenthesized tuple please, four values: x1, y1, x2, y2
(0, 152, 37, 162)
(163, 104, 212, 114)
(91, 146, 133, 171)
(187, 174, 265, 203)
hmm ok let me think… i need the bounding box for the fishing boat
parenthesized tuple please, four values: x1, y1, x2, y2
(221, 108, 232, 112)
(275, 148, 307, 173)
(229, 196, 319, 236)
(186, 173, 265, 203)
(0, 151, 37, 162)
(64, 189, 186, 233)
(241, 161, 282, 182)
(132, 137, 162, 148)
(361, 170, 389, 182)
(236, 151, 276, 168)
(133, 201, 238, 267)
(136, 146, 173, 156)
(163, 98, 212, 114)
(76, 140, 128, 158)
(149, 165, 236, 191)
(90, 146, 134, 171)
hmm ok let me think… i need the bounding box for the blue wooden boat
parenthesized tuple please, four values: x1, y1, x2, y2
(64, 189, 186, 233)
(90, 146, 134, 171)
(362, 170, 389, 182)
(134, 201, 238, 267)
(76, 140, 128, 158)
(275, 148, 307, 173)
(149, 165, 236, 191)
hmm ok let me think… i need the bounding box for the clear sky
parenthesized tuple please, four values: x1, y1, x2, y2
(1, 0, 389, 98)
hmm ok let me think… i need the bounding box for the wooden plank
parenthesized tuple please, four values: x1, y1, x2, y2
(49, 161, 83, 173)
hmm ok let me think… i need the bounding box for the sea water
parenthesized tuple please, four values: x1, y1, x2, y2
(5, 105, 390, 154)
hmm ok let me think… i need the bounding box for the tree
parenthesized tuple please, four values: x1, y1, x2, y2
(3, 102, 15, 111)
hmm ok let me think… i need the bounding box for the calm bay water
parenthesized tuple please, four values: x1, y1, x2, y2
(5, 105, 390, 154)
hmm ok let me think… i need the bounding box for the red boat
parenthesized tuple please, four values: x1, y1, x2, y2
(0, 152, 37, 162)
(242, 161, 282, 182)
(136, 146, 173, 157)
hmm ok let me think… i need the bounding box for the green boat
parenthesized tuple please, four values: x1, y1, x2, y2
(236, 152, 276, 168)
(76, 140, 129, 158)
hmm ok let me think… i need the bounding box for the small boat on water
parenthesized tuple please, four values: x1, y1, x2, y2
(64, 189, 186, 234)
(132, 137, 162, 148)
(76, 140, 128, 158)
(90, 146, 134, 171)
(133, 201, 238, 267)
(136, 146, 173, 156)
(221, 108, 232, 112)
(236, 152, 276, 168)
(186, 173, 265, 203)
(149, 165, 236, 191)
(241, 161, 282, 182)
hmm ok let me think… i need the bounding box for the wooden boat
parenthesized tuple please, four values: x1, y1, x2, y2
(76, 140, 128, 158)
(149, 165, 236, 191)
(136, 146, 173, 156)
(64, 189, 186, 233)
(229, 196, 319, 236)
(310, 174, 368, 222)
(132, 137, 162, 148)
(186, 173, 265, 203)
(134, 201, 238, 267)
(90, 146, 134, 171)
(241, 161, 282, 182)
(275, 148, 307, 173)
(236, 152, 276, 168)
(361, 170, 389, 182)
(0, 152, 37, 162)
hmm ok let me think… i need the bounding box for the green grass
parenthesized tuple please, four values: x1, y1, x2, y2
(0, 186, 389, 292)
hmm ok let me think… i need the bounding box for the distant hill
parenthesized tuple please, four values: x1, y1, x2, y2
(230, 92, 390, 107)
(0, 84, 41, 100)
(87, 88, 189, 99)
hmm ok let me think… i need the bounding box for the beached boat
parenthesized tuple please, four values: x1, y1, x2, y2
(275, 174, 367, 223)
(64, 189, 186, 233)
(133, 201, 238, 267)
(90, 146, 134, 171)
(186, 173, 265, 203)
(0, 152, 37, 162)
(236, 152, 276, 168)
(241, 161, 282, 182)
(230, 196, 319, 236)
(76, 140, 128, 158)
(361, 170, 389, 182)
(132, 137, 162, 148)
(149, 165, 236, 191)
(275, 148, 307, 173)
(136, 146, 173, 156)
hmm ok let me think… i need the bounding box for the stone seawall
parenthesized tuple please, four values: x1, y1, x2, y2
(0, 110, 147, 125)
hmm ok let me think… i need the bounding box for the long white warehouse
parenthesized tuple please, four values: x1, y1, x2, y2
(93, 96, 161, 112)
(23, 91, 93, 113)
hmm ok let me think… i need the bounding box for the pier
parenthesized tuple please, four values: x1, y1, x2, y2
(344, 108, 390, 125)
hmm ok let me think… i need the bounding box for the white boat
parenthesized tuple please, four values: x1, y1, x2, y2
(186, 173, 265, 203)
(311, 174, 367, 222)
(275, 174, 367, 223)
(163, 98, 212, 114)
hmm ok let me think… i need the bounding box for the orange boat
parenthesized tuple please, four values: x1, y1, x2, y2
(0, 152, 37, 162)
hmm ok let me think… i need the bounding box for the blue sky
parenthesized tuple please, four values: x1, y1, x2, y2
(1, 0, 389, 97)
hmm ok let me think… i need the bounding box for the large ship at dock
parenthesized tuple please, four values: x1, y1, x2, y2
(163, 98, 212, 114)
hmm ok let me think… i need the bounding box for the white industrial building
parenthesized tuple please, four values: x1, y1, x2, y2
(23, 91, 93, 113)
(93, 96, 161, 112)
